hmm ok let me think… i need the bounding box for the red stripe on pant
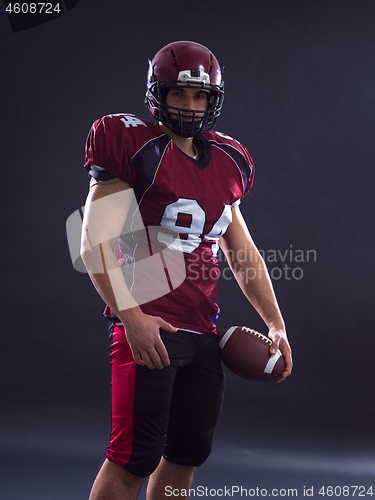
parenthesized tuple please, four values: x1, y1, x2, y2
(106, 324, 136, 468)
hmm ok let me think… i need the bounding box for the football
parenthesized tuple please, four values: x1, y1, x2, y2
(217, 326, 285, 381)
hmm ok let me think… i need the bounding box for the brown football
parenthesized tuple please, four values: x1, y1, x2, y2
(217, 326, 285, 381)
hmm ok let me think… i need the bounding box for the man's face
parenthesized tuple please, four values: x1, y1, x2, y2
(164, 87, 209, 122)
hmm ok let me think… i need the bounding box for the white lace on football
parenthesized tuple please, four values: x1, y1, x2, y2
(241, 326, 272, 345)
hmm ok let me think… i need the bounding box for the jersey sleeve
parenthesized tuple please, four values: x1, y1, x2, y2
(84, 115, 136, 187)
(209, 130, 255, 201)
(239, 144, 255, 198)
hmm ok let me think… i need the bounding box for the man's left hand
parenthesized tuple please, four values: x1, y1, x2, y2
(268, 327, 293, 383)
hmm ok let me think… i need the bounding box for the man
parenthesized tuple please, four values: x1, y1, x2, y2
(81, 41, 292, 500)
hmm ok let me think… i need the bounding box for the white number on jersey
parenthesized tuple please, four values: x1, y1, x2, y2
(119, 114, 147, 128)
(204, 204, 232, 257)
(158, 198, 233, 256)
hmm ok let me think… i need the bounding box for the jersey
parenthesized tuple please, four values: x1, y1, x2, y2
(84, 113, 254, 334)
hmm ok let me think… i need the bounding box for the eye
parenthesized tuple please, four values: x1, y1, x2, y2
(168, 90, 182, 99)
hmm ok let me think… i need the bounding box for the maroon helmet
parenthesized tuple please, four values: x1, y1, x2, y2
(145, 41, 224, 138)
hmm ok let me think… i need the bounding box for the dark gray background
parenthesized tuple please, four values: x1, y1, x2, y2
(1, 1, 375, 498)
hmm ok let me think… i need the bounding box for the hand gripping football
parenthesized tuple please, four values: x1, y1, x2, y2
(217, 326, 285, 381)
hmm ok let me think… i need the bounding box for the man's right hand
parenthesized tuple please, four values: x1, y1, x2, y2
(121, 309, 177, 369)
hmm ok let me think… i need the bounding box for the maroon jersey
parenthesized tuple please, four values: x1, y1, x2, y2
(84, 113, 254, 334)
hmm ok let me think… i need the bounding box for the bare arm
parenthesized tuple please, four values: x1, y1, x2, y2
(80, 180, 177, 369)
(219, 205, 292, 382)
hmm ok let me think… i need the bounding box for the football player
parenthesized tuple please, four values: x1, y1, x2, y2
(81, 41, 292, 500)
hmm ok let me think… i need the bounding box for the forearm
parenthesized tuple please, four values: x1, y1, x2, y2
(80, 181, 146, 326)
(81, 241, 142, 326)
(227, 245, 285, 332)
(219, 205, 285, 333)
(220, 206, 292, 380)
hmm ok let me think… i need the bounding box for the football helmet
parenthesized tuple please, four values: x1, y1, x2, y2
(145, 41, 224, 138)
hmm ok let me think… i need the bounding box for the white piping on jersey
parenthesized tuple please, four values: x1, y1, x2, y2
(210, 141, 250, 195)
(171, 326, 209, 335)
(109, 320, 209, 335)
(128, 137, 172, 297)
(131, 132, 167, 161)
(136, 137, 172, 207)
